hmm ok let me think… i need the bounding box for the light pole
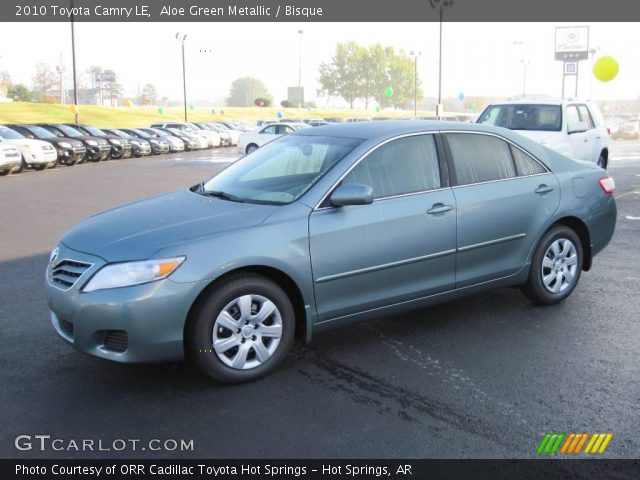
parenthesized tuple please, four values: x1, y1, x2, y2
(410, 51, 422, 118)
(297, 29, 303, 108)
(430, 0, 453, 119)
(176, 32, 188, 122)
(588, 47, 600, 100)
(521, 59, 530, 98)
(70, 0, 79, 123)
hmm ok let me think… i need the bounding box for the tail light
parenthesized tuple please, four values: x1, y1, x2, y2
(599, 176, 615, 195)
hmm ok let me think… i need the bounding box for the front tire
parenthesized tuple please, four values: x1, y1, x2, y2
(186, 273, 295, 384)
(246, 144, 258, 154)
(521, 226, 583, 305)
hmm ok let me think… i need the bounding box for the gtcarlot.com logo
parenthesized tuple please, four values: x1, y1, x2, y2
(15, 435, 194, 452)
(537, 432, 613, 455)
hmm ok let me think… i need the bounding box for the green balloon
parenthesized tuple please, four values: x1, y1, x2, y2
(157, 107, 164, 115)
(384, 87, 394, 97)
(189, 104, 195, 111)
(375, 106, 381, 112)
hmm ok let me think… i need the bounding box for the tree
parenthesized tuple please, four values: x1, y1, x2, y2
(317, 41, 367, 109)
(227, 77, 271, 107)
(7, 84, 33, 102)
(387, 50, 423, 108)
(32, 63, 55, 101)
(281, 99, 294, 108)
(140, 83, 157, 104)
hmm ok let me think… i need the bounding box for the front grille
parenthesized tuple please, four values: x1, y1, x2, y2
(104, 330, 128, 352)
(50, 259, 92, 290)
(5, 151, 20, 159)
(73, 145, 86, 154)
(60, 318, 74, 337)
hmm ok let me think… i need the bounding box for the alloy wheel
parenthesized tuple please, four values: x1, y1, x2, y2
(212, 294, 283, 370)
(541, 238, 578, 294)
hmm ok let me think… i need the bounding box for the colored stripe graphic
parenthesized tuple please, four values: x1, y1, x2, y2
(540, 432, 613, 455)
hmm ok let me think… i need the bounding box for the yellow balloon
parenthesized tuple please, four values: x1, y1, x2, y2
(593, 56, 619, 82)
(124, 99, 133, 107)
(69, 104, 79, 114)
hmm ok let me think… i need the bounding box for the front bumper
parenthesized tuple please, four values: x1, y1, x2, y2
(151, 143, 170, 154)
(25, 150, 57, 167)
(57, 146, 87, 164)
(0, 158, 21, 172)
(45, 244, 205, 363)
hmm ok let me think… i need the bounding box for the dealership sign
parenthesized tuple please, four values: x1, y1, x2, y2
(555, 26, 589, 60)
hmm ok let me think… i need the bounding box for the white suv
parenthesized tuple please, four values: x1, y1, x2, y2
(477, 100, 610, 169)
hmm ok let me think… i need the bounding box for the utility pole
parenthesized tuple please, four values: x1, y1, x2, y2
(176, 33, 188, 122)
(430, 0, 452, 119)
(70, 0, 79, 123)
(297, 29, 303, 108)
(410, 51, 422, 118)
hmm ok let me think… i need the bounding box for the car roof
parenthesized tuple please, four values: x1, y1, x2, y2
(486, 99, 594, 106)
(295, 120, 510, 140)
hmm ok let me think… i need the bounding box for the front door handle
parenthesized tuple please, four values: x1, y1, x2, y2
(535, 184, 554, 194)
(427, 204, 453, 215)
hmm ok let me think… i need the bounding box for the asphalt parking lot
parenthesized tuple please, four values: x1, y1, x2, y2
(1, 143, 639, 459)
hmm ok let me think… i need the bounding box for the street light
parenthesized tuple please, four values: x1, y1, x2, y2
(430, 0, 453, 119)
(70, 0, 79, 123)
(176, 32, 188, 122)
(297, 29, 303, 108)
(521, 59, 530, 98)
(410, 51, 422, 118)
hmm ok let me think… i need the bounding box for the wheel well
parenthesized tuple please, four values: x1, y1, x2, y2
(600, 148, 609, 160)
(552, 217, 592, 271)
(183, 266, 308, 351)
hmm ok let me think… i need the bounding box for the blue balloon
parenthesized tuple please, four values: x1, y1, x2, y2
(307, 106, 311, 111)
(457, 92, 465, 101)
(277, 111, 283, 119)
(211, 107, 216, 114)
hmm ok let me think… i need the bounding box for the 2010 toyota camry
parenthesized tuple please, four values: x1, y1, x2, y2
(45, 121, 616, 383)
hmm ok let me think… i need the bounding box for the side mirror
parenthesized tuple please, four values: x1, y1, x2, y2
(567, 121, 588, 134)
(330, 183, 374, 207)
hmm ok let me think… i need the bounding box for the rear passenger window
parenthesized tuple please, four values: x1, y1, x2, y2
(578, 105, 595, 129)
(343, 135, 441, 199)
(510, 146, 547, 176)
(446, 134, 516, 186)
(566, 105, 581, 125)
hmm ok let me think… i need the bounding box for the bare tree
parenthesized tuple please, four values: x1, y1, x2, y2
(32, 63, 55, 101)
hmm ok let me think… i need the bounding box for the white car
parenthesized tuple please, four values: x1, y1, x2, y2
(0, 125, 58, 171)
(237, 122, 310, 154)
(149, 122, 221, 148)
(0, 143, 22, 175)
(477, 100, 611, 169)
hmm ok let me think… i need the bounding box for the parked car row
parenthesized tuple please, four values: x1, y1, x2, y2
(0, 120, 247, 176)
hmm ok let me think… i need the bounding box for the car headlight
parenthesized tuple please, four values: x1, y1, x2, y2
(110, 139, 121, 145)
(150, 139, 160, 145)
(82, 257, 185, 292)
(58, 142, 72, 149)
(85, 140, 98, 146)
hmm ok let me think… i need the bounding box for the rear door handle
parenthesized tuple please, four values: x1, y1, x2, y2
(535, 185, 554, 194)
(427, 204, 453, 215)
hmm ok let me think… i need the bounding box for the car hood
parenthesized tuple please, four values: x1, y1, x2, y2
(510, 129, 562, 145)
(3, 138, 51, 149)
(61, 189, 278, 262)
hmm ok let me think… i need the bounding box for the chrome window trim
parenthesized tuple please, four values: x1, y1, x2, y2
(314, 129, 551, 211)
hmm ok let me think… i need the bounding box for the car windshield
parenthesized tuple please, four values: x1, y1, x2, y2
(83, 126, 106, 136)
(139, 129, 158, 137)
(477, 104, 562, 131)
(152, 129, 168, 136)
(55, 125, 84, 136)
(26, 125, 56, 138)
(167, 128, 185, 136)
(111, 129, 132, 138)
(130, 129, 150, 138)
(0, 126, 26, 139)
(200, 135, 361, 205)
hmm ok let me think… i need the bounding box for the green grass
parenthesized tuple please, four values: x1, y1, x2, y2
(0, 102, 433, 128)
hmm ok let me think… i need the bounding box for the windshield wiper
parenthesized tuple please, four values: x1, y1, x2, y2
(202, 190, 246, 203)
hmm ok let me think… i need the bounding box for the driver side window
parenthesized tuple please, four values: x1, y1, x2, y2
(343, 135, 441, 199)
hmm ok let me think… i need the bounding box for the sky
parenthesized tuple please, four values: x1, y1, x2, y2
(0, 22, 638, 107)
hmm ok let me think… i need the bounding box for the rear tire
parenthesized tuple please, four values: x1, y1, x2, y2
(34, 164, 47, 171)
(186, 273, 295, 384)
(521, 226, 583, 305)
